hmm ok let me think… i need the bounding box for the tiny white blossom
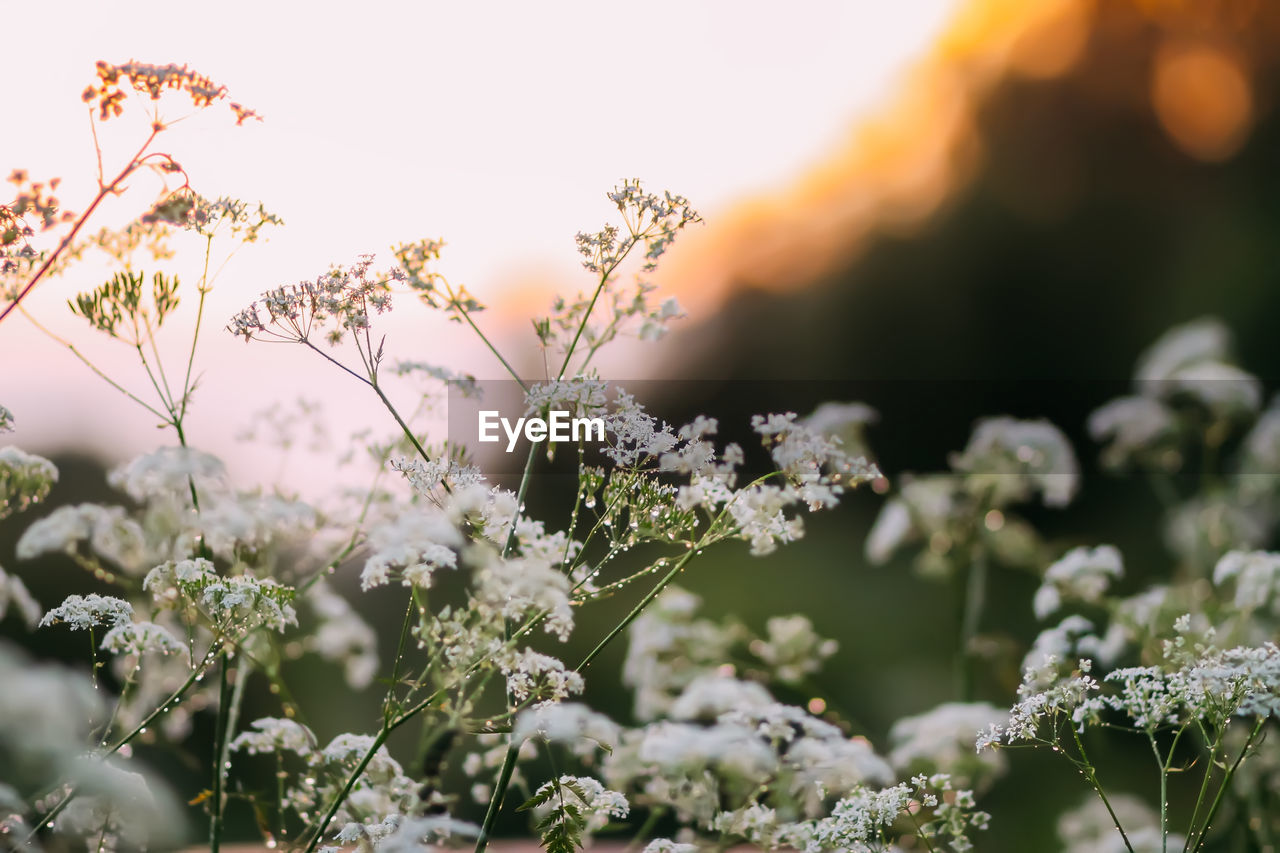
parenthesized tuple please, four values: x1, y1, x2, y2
(40, 593, 133, 631)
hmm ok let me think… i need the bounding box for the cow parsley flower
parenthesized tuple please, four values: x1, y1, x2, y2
(1213, 550, 1280, 614)
(1058, 793, 1185, 853)
(108, 447, 227, 502)
(16, 503, 148, 571)
(530, 775, 629, 832)
(1034, 545, 1125, 620)
(228, 254, 404, 345)
(668, 675, 773, 721)
(749, 615, 838, 684)
(0, 565, 40, 628)
(888, 701, 1009, 787)
(643, 841, 697, 853)
(40, 593, 133, 630)
(1088, 396, 1177, 471)
(0, 445, 57, 519)
(475, 555, 573, 641)
(0, 404, 13, 433)
(359, 507, 460, 591)
(978, 657, 1102, 750)
(231, 717, 317, 756)
(306, 579, 379, 689)
(100, 621, 183, 656)
(513, 703, 620, 756)
(950, 417, 1079, 508)
(1133, 316, 1261, 416)
(500, 649, 584, 703)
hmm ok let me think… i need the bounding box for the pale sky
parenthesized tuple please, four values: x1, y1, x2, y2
(3, 0, 957, 493)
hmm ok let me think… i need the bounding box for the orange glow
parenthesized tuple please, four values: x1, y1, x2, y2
(658, 0, 1097, 311)
(654, 0, 1272, 313)
(1152, 42, 1253, 162)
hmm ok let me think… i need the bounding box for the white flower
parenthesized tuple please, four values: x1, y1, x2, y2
(0, 565, 40, 628)
(475, 555, 573, 641)
(100, 621, 183, 656)
(40, 593, 133, 631)
(1213, 550, 1280, 613)
(1134, 316, 1232, 384)
(500, 649, 584, 702)
(1087, 396, 1177, 469)
(950, 417, 1079, 508)
(888, 702, 1008, 785)
(513, 703, 620, 755)
(531, 775, 629, 832)
(1058, 793, 1184, 853)
(749, 615, 838, 683)
(16, 504, 148, 570)
(360, 507, 460, 591)
(231, 717, 317, 756)
(1034, 545, 1124, 620)
(307, 579, 379, 688)
(0, 445, 57, 519)
(643, 841, 698, 853)
(108, 447, 227, 502)
(669, 674, 773, 721)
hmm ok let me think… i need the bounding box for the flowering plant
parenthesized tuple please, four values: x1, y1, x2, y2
(2, 62, 1279, 853)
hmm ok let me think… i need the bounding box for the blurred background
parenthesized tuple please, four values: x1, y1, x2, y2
(5, 0, 1280, 848)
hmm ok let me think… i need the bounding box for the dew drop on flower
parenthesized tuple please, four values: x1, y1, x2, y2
(584, 498, 596, 509)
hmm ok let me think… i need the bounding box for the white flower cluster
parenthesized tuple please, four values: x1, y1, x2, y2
(0, 445, 57, 519)
(749, 615, 838, 684)
(1214, 549, 1280, 615)
(530, 774, 629, 832)
(1091, 317, 1264, 474)
(16, 503, 148, 571)
(100, 621, 183, 656)
(359, 506, 461, 591)
(575, 179, 700, 274)
(867, 416, 1077, 577)
(1057, 793, 1186, 853)
(306, 579, 379, 689)
(888, 701, 1009, 789)
(107, 446, 226, 502)
(1033, 545, 1124, 620)
(713, 774, 987, 853)
(949, 416, 1079, 508)
(144, 557, 297, 633)
(228, 253, 405, 345)
(0, 564, 41, 628)
(231, 722, 420, 835)
(513, 702, 621, 758)
(40, 593, 133, 631)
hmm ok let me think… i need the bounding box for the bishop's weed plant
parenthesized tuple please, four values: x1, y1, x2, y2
(3, 61, 1280, 853)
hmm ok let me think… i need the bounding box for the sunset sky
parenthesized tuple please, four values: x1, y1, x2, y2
(3, 1, 959, 490)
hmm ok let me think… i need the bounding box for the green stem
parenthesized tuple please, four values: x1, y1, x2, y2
(1071, 726, 1137, 853)
(473, 744, 520, 853)
(1190, 717, 1266, 853)
(577, 548, 694, 672)
(209, 652, 233, 853)
(625, 806, 667, 853)
(1149, 735, 1168, 853)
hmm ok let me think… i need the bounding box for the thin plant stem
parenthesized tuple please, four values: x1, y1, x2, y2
(1190, 717, 1266, 853)
(0, 127, 160, 326)
(1149, 734, 1168, 853)
(1070, 725, 1137, 853)
(209, 652, 233, 853)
